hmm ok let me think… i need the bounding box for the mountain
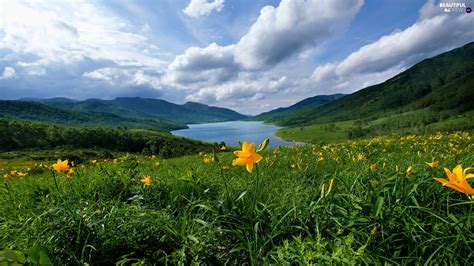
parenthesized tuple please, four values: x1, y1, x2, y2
(39, 98, 157, 120)
(252, 93, 346, 122)
(270, 42, 474, 141)
(20, 97, 78, 104)
(0, 100, 185, 131)
(108, 97, 247, 123)
(34, 97, 247, 124)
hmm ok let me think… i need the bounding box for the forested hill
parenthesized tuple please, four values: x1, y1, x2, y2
(0, 100, 185, 131)
(252, 94, 345, 122)
(30, 97, 247, 124)
(268, 42, 474, 128)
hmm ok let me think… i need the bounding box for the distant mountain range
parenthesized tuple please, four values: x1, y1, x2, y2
(1, 97, 247, 131)
(258, 41, 474, 140)
(3, 42, 473, 139)
(252, 93, 346, 122)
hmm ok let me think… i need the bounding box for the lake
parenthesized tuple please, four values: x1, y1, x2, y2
(171, 121, 298, 148)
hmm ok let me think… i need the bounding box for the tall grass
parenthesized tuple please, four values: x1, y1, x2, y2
(1, 132, 473, 264)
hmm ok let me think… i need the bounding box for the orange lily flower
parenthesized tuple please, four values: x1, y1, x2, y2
(141, 176, 153, 186)
(232, 141, 262, 173)
(433, 165, 474, 195)
(52, 159, 70, 173)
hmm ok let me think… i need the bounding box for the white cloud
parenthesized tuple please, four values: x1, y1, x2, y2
(303, 10, 474, 98)
(0, 1, 166, 69)
(167, 0, 363, 108)
(164, 43, 237, 87)
(234, 0, 364, 70)
(83, 67, 162, 89)
(336, 14, 474, 77)
(1, 67, 16, 79)
(183, 0, 225, 18)
(26, 67, 46, 76)
(186, 74, 291, 104)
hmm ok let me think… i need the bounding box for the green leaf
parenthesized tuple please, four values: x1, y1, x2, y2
(26, 246, 53, 265)
(0, 250, 27, 264)
(257, 138, 270, 152)
(236, 190, 248, 201)
(373, 196, 385, 218)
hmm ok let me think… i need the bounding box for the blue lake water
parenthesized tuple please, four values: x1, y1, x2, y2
(171, 121, 298, 148)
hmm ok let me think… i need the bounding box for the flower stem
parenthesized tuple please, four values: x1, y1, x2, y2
(253, 164, 259, 210)
(219, 164, 230, 198)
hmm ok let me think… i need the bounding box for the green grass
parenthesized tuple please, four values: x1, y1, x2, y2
(275, 110, 474, 144)
(276, 120, 354, 143)
(1, 132, 473, 264)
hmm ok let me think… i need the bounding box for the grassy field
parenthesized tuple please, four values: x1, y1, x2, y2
(1, 132, 473, 264)
(276, 110, 474, 144)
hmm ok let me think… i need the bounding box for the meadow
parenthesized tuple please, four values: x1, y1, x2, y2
(1, 131, 473, 264)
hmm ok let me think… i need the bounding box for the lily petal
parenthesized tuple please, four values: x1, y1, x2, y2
(444, 168, 457, 183)
(242, 141, 250, 153)
(453, 164, 464, 181)
(253, 153, 263, 163)
(234, 151, 248, 157)
(246, 162, 254, 173)
(232, 158, 247, 166)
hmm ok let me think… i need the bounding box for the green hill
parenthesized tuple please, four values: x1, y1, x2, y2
(252, 94, 345, 122)
(34, 97, 247, 124)
(41, 99, 157, 120)
(265, 42, 474, 142)
(111, 97, 247, 123)
(0, 118, 212, 157)
(0, 100, 185, 131)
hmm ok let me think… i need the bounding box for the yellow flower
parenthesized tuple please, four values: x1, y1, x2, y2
(17, 172, 27, 177)
(203, 157, 214, 164)
(90, 160, 97, 164)
(141, 176, 152, 186)
(320, 183, 325, 198)
(232, 141, 263, 173)
(406, 166, 413, 175)
(52, 159, 70, 173)
(68, 169, 75, 175)
(357, 154, 366, 161)
(433, 165, 474, 195)
(370, 163, 377, 171)
(425, 160, 438, 169)
(326, 178, 334, 196)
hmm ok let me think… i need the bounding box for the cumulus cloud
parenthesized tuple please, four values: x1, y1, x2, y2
(164, 43, 237, 87)
(183, 0, 225, 18)
(304, 8, 474, 96)
(1, 67, 16, 79)
(0, 1, 166, 69)
(335, 14, 474, 77)
(234, 0, 364, 70)
(83, 67, 162, 89)
(186, 74, 291, 104)
(166, 0, 363, 106)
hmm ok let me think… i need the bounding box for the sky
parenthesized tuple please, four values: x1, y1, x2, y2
(0, 0, 473, 115)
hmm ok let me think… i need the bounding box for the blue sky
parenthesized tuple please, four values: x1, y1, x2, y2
(0, 0, 473, 114)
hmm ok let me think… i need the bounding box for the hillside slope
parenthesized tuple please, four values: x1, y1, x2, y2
(111, 97, 247, 123)
(253, 94, 345, 122)
(0, 100, 185, 131)
(37, 97, 247, 124)
(270, 42, 474, 142)
(277, 42, 474, 127)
